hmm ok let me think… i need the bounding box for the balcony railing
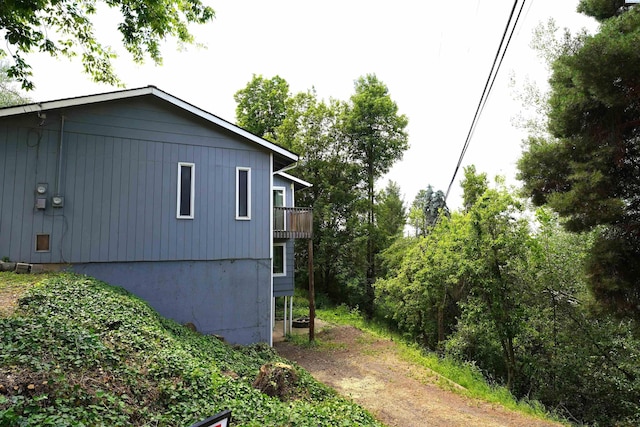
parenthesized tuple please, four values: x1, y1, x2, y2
(274, 207, 313, 239)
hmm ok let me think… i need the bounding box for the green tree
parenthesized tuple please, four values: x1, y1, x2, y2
(233, 77, 366, 303)
(407, 189, 428, 237)
(343, 74, 409, 316)
(0, 0, 214, 89)
(376, 233, 416, 281)
(464, 185, 532, 390)
(460, 165, 488, 211)
(374, 181, 406, 283)
(517, 4, 640, 317)
(407, 185, 449, 236)
(234, 74, 290, 141)
(276, 89, 364, 302)
(577, 0, 631, 21)
(376, 181, 406, 241)
(425, 187, 448, 228)
(233, 74, 408, 309)
(515, 209, 640, 425)
(376, 167, 640, 424)
(376, 207, 469, 348)
(375, 237, 437, 346)
(0, 62, 29, 106)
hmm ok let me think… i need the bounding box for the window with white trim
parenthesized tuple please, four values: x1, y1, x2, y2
(273, 187, 285, 230)
(273, 243, 286, 276)
(177, 162, 195, 219)
(236, 167, 251, 220)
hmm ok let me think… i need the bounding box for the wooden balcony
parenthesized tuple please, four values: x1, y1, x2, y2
(274, 207, 313, 239)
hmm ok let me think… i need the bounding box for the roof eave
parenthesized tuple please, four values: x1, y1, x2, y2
(276, 171, 313, 190)
(0, 86, 156, 118)
(0, 85, 298, 165)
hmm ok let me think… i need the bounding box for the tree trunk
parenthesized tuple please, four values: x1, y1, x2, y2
(437, 306, 444, 344)
(365, 161, 375, 318)
(501, 336, 516, 391)
(437, 292, 447, 344)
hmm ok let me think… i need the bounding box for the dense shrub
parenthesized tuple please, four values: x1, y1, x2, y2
(374, 184, 640, 426)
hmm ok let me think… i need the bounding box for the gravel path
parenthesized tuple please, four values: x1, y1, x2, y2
(275, 323, 563, 427)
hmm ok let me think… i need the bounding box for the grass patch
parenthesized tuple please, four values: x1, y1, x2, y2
(397, 345, 553, 419)
(285, 333, 320, 348)
(0, 273, 384, 426)
(286, 326, 347, 351)
(0, 271, 49, 317)
(275, 290, 315, 321)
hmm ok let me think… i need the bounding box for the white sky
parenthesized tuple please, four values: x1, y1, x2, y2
(24, 0, 598, 211)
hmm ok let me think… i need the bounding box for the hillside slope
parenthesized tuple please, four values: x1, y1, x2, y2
(0, 272, 382, 426)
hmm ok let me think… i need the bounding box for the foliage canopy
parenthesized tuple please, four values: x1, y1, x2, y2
(0, 0, 215, 89)
(0, 62, 29, 106)
(234, 74, 408, 310)
(234, 74, 289, 141)
(376, 172, 640, 425)
(518, 3, 640, 317)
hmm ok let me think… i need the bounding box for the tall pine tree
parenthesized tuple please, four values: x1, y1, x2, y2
(518, 2, 640, 317)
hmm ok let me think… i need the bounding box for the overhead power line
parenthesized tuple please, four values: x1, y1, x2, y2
(444, 0, 527, 203)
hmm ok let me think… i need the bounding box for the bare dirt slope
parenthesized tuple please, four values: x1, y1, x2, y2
(275, 324, 563, 427)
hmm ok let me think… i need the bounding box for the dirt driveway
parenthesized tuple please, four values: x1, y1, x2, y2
(274, 323, 563, 427)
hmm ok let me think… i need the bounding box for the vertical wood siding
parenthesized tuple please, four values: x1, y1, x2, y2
(273, 240, 295, 296)
(0, 97, 272, 264)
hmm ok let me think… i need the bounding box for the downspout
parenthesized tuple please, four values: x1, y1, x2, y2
(289, 294, 293, 336)
(276, 162, 297, 174)
(269, 153, 274, 347)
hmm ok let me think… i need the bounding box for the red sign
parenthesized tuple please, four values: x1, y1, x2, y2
(189, 410, 231, 427)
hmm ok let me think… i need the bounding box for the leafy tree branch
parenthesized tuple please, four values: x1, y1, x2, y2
(0, 0, 215, 89)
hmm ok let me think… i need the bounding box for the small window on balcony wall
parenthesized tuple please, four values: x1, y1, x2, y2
(177, 162, 195, 219)
(273, 243, 286, 276)
(236, 167, 251, 220)
(273, 187, 285, 230)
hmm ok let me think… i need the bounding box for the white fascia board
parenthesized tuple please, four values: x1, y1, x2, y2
(0, 87, 155, 117)
(0, 85, 298, 163)
(275, 171, 313, 189)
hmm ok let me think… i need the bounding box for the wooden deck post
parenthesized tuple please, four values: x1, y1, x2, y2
(308, 238, 315, 342)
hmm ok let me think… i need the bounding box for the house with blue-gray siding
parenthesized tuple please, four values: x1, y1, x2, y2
(0, 86, 310, 345)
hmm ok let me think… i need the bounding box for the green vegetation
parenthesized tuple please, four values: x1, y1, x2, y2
(518, 1, 640, 319)
(397, 348, 550, 419)
(0, 62, 29, 107)
(234, 74, 409, 314)
(236, 11, 640, 421)
(373, 172, 640, 426)
(1, 0, 215, 89)
(0, 272, 383, 426)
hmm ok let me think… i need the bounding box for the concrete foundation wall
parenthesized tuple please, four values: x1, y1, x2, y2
(72, 259, 271, 345)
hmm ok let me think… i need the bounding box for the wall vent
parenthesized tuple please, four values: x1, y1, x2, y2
(36, 234, 50, 252)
